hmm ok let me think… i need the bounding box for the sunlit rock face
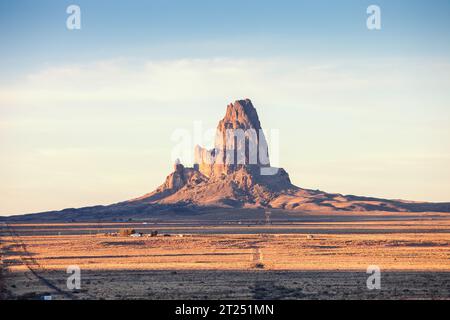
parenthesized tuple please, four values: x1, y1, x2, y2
(194, 99, 271, 178)
(134, 99, 293, 208)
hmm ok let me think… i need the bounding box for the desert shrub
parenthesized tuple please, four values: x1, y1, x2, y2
(254, 263, 265, 269)
(118, 228, 136, 236)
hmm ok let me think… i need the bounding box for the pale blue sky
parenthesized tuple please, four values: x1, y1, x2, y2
(1, 0, 450, 215)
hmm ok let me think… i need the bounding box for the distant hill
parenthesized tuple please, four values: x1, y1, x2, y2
(2, 99, 450, 222)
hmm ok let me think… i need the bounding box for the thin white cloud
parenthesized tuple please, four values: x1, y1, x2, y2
(3, 57, 447, 108)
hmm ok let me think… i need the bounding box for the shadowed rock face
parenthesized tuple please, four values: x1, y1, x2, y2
(220, 99, 262, 131)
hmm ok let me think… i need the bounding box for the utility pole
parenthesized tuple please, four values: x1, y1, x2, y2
(265, 211, 271, 225)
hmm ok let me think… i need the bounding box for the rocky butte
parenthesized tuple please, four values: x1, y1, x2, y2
(133, 99, 293, 208)
(3, 99, 450, 221)
(129, 98, 450, 213)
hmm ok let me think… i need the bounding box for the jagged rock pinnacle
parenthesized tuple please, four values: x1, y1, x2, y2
(135, 99, 293, 208)
(195, 99, 271, 177)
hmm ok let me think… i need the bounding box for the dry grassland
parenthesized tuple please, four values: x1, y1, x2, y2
(1, 216, 450, 299)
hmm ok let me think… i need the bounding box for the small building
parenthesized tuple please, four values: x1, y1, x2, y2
(130, 232, 143, 237)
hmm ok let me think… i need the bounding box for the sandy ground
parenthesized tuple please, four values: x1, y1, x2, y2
(1, 214, 450, 299)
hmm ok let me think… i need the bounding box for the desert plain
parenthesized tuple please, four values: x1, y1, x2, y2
(1, 211, 450, 300)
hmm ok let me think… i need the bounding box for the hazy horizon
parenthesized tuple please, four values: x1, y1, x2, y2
(1, 0, 450, 215)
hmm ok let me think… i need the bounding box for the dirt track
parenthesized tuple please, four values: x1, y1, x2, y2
(0, 224, 78, 299)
